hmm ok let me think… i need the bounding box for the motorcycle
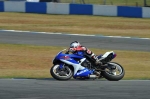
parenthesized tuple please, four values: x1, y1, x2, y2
(50, 49, 125, 81)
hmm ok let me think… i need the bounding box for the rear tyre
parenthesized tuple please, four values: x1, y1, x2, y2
(50, 64, 73, 81)
(101, 62, 125, 81)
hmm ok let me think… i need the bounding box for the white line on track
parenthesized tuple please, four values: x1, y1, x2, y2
(0, 30, 150, 40)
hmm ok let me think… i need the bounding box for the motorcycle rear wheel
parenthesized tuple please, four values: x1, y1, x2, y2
(101, 62, 125, 81)
(50, 64, 73, 81)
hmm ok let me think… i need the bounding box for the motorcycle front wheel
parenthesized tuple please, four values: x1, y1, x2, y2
(50, 64, 73, 81)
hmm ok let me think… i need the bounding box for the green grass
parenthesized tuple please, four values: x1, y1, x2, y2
(0, 12, 150, 38)
(0, 43, 150, 80)
(61, 0, 149, 7)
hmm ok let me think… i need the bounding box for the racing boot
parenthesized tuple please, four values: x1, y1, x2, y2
(91, 55, 102, 66)
(95, 59, 102, 65)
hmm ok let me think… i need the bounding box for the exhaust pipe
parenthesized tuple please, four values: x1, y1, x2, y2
(89, 75, 98, 79)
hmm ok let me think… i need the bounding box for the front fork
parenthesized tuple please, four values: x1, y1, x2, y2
(58, 63, 65, 70)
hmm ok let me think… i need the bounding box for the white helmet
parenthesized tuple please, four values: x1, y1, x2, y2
(70, 41, 81, 48)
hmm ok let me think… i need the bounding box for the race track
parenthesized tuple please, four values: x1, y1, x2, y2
(0, 79, 150, 99)
(0, 31, 150, 99)
(0, 31, 150, 52)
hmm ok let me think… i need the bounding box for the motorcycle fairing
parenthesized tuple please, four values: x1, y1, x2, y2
(74, 68, 94, 78)
(54, 50, 94, 77)
(60, 59, 85, 75)
(55, 52, 83, 60)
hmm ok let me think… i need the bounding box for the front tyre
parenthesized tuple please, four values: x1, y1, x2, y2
(50, 64, 73, 81)
(101, 62, 125, 81)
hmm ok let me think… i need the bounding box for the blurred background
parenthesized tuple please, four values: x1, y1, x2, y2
(2, 0, 150, 7)
(61, 0, 150, 7)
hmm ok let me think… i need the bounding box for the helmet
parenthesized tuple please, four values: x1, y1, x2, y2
(70, 41, 81, 48)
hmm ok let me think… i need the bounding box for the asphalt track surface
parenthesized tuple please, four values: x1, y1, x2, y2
(0, 31, 150, 52)
(0, 79, 150, 99)
(0, 31, 150, 99)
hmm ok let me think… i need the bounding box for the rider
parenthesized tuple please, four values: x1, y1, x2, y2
(67, 41, 102, 66)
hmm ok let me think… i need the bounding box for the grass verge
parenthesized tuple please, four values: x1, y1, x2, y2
(0, 43, 150, 80)
(62, 0, 148, 7)
(0, 12, 150, 38)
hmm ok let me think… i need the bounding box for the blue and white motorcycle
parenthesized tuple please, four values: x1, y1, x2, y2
(50, 49, 125, 81)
